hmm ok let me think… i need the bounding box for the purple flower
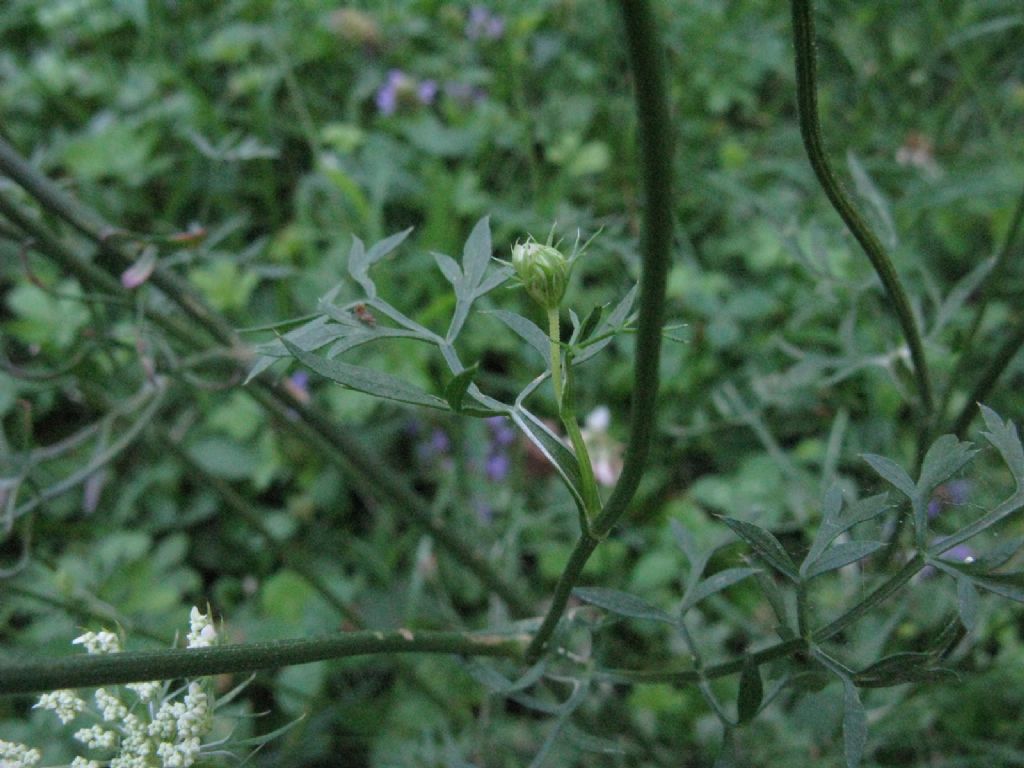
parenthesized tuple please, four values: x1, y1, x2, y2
(375, 70, 439, 115)
(940, 544, 975, 564)
(429, 428, 450, 454)
(486, 416, 516, 447)
(417, 79, 438, 105)
(375, 69, 408, 115)
(485, 451, 510, 482)
(285, 370, 311, 403)
(466, 5, 505, 40)
(927, 480, 972, 519)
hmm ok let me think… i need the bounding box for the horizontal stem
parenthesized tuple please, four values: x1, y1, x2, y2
(0, 630, 527, 696)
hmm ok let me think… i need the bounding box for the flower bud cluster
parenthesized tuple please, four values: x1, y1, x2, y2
(511, 237, 572, 311)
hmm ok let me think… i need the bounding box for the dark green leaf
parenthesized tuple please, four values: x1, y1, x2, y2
(578, 304, 604, 343)
(841, 678, 866, 768)
(853, 652, 957, 688)
(803, 493, 889, 572)
(575, 285, 637, 364)
(486, 309, 550, 363)
(737, 660, 763, 724)
(802, 541, 883, 580)
(365, 227, 413, 266)
(282, 338, 449, 410)
(511, 408, 584, 509)
(462, 215, 492, 294)
(917, 434, 978, 497)
(980, 405, 1024, 489)
(722, 518, 799, 582)
(573, 587, 676, 625)
(957, 576, 979, 631)
(433, 252, 462, 286)
(682, 567, 761, 612)
(444, 364, 479, 413)
(862, 454, 915, 498)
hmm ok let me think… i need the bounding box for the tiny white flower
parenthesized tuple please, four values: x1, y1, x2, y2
(71, 757, 102, 768)
(186, 606, 217, 649)
(72, 630, 121, 655)
(34, 689, 86, 724)
(95, 687, 129, 722)
(74, 724, 118, 750)
(126, 680, 162, 700)
(0, 739, 42, 767)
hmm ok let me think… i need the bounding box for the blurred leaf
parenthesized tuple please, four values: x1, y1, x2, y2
(846, 150, 897, 250)
(572, 587, 676, 625)
(841, 678, 867, 768)
(957, 576, 979, 631)
(722, 518, 799, 582)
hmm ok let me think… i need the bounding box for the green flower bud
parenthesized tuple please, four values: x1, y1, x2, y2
(511, 237, 571, 310)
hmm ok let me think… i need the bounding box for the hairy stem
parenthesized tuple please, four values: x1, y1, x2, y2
(0, 630, 527, 696)
(790, 0, 933, 417)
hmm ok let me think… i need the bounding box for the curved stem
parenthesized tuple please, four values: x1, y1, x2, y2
(526, 0, 673, 661)
(790, 0, 933, 417)
(0, 630, 527, 696)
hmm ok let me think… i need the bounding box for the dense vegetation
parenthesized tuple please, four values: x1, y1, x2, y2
(1, 1, 1023, 766)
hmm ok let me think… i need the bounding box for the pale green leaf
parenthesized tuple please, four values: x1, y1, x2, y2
(722, 518, 799, 582)
(573, 587, 676, 625)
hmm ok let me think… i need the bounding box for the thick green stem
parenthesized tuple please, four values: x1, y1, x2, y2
(791, 0, 933, 417)
(0, 630, 527, 696)
(526, 0, 673, 661)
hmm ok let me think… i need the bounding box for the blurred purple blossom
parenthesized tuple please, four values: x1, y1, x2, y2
(485, 452, 510, 482)
(466, 5, 505, 40)
(927, 479, 971, 519)
(941, 544, 975, 563)
(285, 370, 310, 403)
(487, 416, 516, 447)
(375, 69, 438, 115)
(417, 79, 438, 105)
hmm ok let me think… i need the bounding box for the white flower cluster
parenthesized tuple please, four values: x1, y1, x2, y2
(12, 606, 222, 768)
(0, 739, 41, 768)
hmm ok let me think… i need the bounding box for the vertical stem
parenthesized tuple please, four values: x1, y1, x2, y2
(547, 306, 564, 406)
(526, 0, 673, 661)
(790, 0, 933, 418)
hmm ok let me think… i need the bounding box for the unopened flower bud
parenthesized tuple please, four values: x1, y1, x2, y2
(511, 238, 571, 310)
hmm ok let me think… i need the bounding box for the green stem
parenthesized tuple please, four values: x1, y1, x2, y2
(548, 306, 563, 406)
(548, 308, 601, 521)
(0, 630, 527, 696)
(812, 553, 923, 643)
(790, 0, 933, 417)
(526, 0, 673, 661)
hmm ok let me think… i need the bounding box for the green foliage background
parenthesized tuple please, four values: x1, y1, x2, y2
(1, 0, 1023, 765)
